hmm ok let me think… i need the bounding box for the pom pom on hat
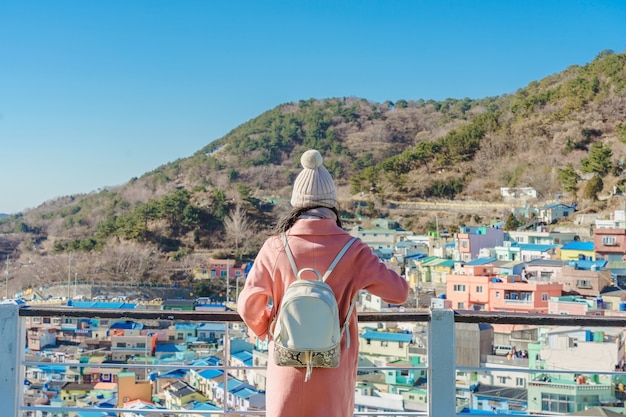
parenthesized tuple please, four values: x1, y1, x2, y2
(290, 149, 337, 209)
(301, 149, 324, 169)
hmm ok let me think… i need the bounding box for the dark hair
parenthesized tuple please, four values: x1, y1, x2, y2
(275, 206, 342, 234)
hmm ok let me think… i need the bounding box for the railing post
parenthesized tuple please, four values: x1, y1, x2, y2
(0, 303, 20, 416)
(428, 308, 456, 416)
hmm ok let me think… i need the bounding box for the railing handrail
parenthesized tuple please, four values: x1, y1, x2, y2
(17, 304, 626, 327)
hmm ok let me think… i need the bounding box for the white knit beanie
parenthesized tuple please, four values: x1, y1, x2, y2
(290, 149, 337, 209)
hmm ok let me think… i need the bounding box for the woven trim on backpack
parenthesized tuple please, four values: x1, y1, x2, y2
(273, 343, 340, 368)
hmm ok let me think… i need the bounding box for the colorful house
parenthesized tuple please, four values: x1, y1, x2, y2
(489, 280, 562, 313)
(536, 202, 575, 224)
(559, 241, 595, 261)
(455, 226, 505, 262)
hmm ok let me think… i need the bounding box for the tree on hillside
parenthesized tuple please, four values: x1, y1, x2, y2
(504, 212, 522, 231)
(583, 175, 604, 200)
(558, 163, 580, 192)
(581, 142, 612, 176)
(223, 203, 256, 259)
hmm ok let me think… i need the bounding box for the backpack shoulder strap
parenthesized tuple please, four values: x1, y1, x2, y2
(281, 233, 300, 279)
(282, 234, 357, 282)
(321, 237, 357, 282)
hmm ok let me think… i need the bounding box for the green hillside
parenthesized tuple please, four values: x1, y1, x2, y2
(1, 49, 626, 293)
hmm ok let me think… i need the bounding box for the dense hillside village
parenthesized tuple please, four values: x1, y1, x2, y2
(7, 200, 626, 415)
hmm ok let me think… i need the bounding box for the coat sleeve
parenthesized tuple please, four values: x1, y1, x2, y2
(236, 243, 276, 340)
(353, 241, 409, 304)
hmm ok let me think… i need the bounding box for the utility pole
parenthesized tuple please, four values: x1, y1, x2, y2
(226, 260, 230, 303)
(4, 255, 9, 299)
(67, 252, 72, 300)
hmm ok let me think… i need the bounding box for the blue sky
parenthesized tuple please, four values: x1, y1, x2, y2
(1, 1, 625, 214)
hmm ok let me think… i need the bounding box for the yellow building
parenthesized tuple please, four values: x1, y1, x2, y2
(559, 241, 595, 261)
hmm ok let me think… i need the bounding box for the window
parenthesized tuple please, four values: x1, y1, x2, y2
(541, 393, 574, 413)
(542, 293, 549, 301)
(117, 342, 126, 348)
(52, 318, 62, 325)
(476, 285, 484, 293)
(43, 318, 51, 324)
(602, 236, 617, 246)
(453, 284, 466, 292)
(461, 240, 468, 248)
(515, 377, 525, 387)
(398, 342, 404, 348)
(495, 292, 500, 298)
(458, 302, 464, 309)
(576, 280, 592, 289)
(33, 317, 41, 324)
(177, 333, 184, 340)
(498, 376, 507, 384)
(381, 341, 388, 347)
(137, 342, 146, 348)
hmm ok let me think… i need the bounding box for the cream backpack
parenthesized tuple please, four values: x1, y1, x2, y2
(270, 234, 358, 381)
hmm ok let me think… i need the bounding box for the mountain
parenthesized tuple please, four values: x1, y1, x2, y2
(1, 49, 625, 295)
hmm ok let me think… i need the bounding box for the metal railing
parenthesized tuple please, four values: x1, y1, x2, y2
(2, 304, 626, 416)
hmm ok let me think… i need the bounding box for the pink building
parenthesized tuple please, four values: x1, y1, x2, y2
(489, 280, 562, 313)
(446, 264, 500, 310)
(558, 262, 612, 297)
(594, 228, 626, 262)
(548, 296, 604, 316)
(446, 263, 563, 313)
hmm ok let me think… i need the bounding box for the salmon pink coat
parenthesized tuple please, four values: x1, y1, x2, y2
(237, 218, 409, 417)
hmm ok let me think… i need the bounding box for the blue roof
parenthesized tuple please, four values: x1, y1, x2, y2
(232, 387, 258, 399)
(174, 322, 197, 330)
(191, 356, 221, 366)
(360, 331, 413, 343)
(232, 351, 253, 365)
(189, 402, 221, 411)
(157, 369, 188, 379)
(197, 322, 226, 331)
(569, 259, 607, 271)
(540, 202, 573, 209)
(109, 321, 143, 330)
(75, 412, 116, 417)
(155, 344, 185, 353)
(198, 369, 223, 379)
(518, 244, 557, 252)
(561, 241, 594, 251)
(217, 379, 245, 390)
(465, 258, 497, 266)
(38, 365, 68, 373)
(71, 301, 137, 309)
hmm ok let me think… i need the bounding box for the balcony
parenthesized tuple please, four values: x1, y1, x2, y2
(2, 303, 626, 416)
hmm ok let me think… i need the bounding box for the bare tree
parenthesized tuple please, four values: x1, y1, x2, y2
(223, 203, 256, 259)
